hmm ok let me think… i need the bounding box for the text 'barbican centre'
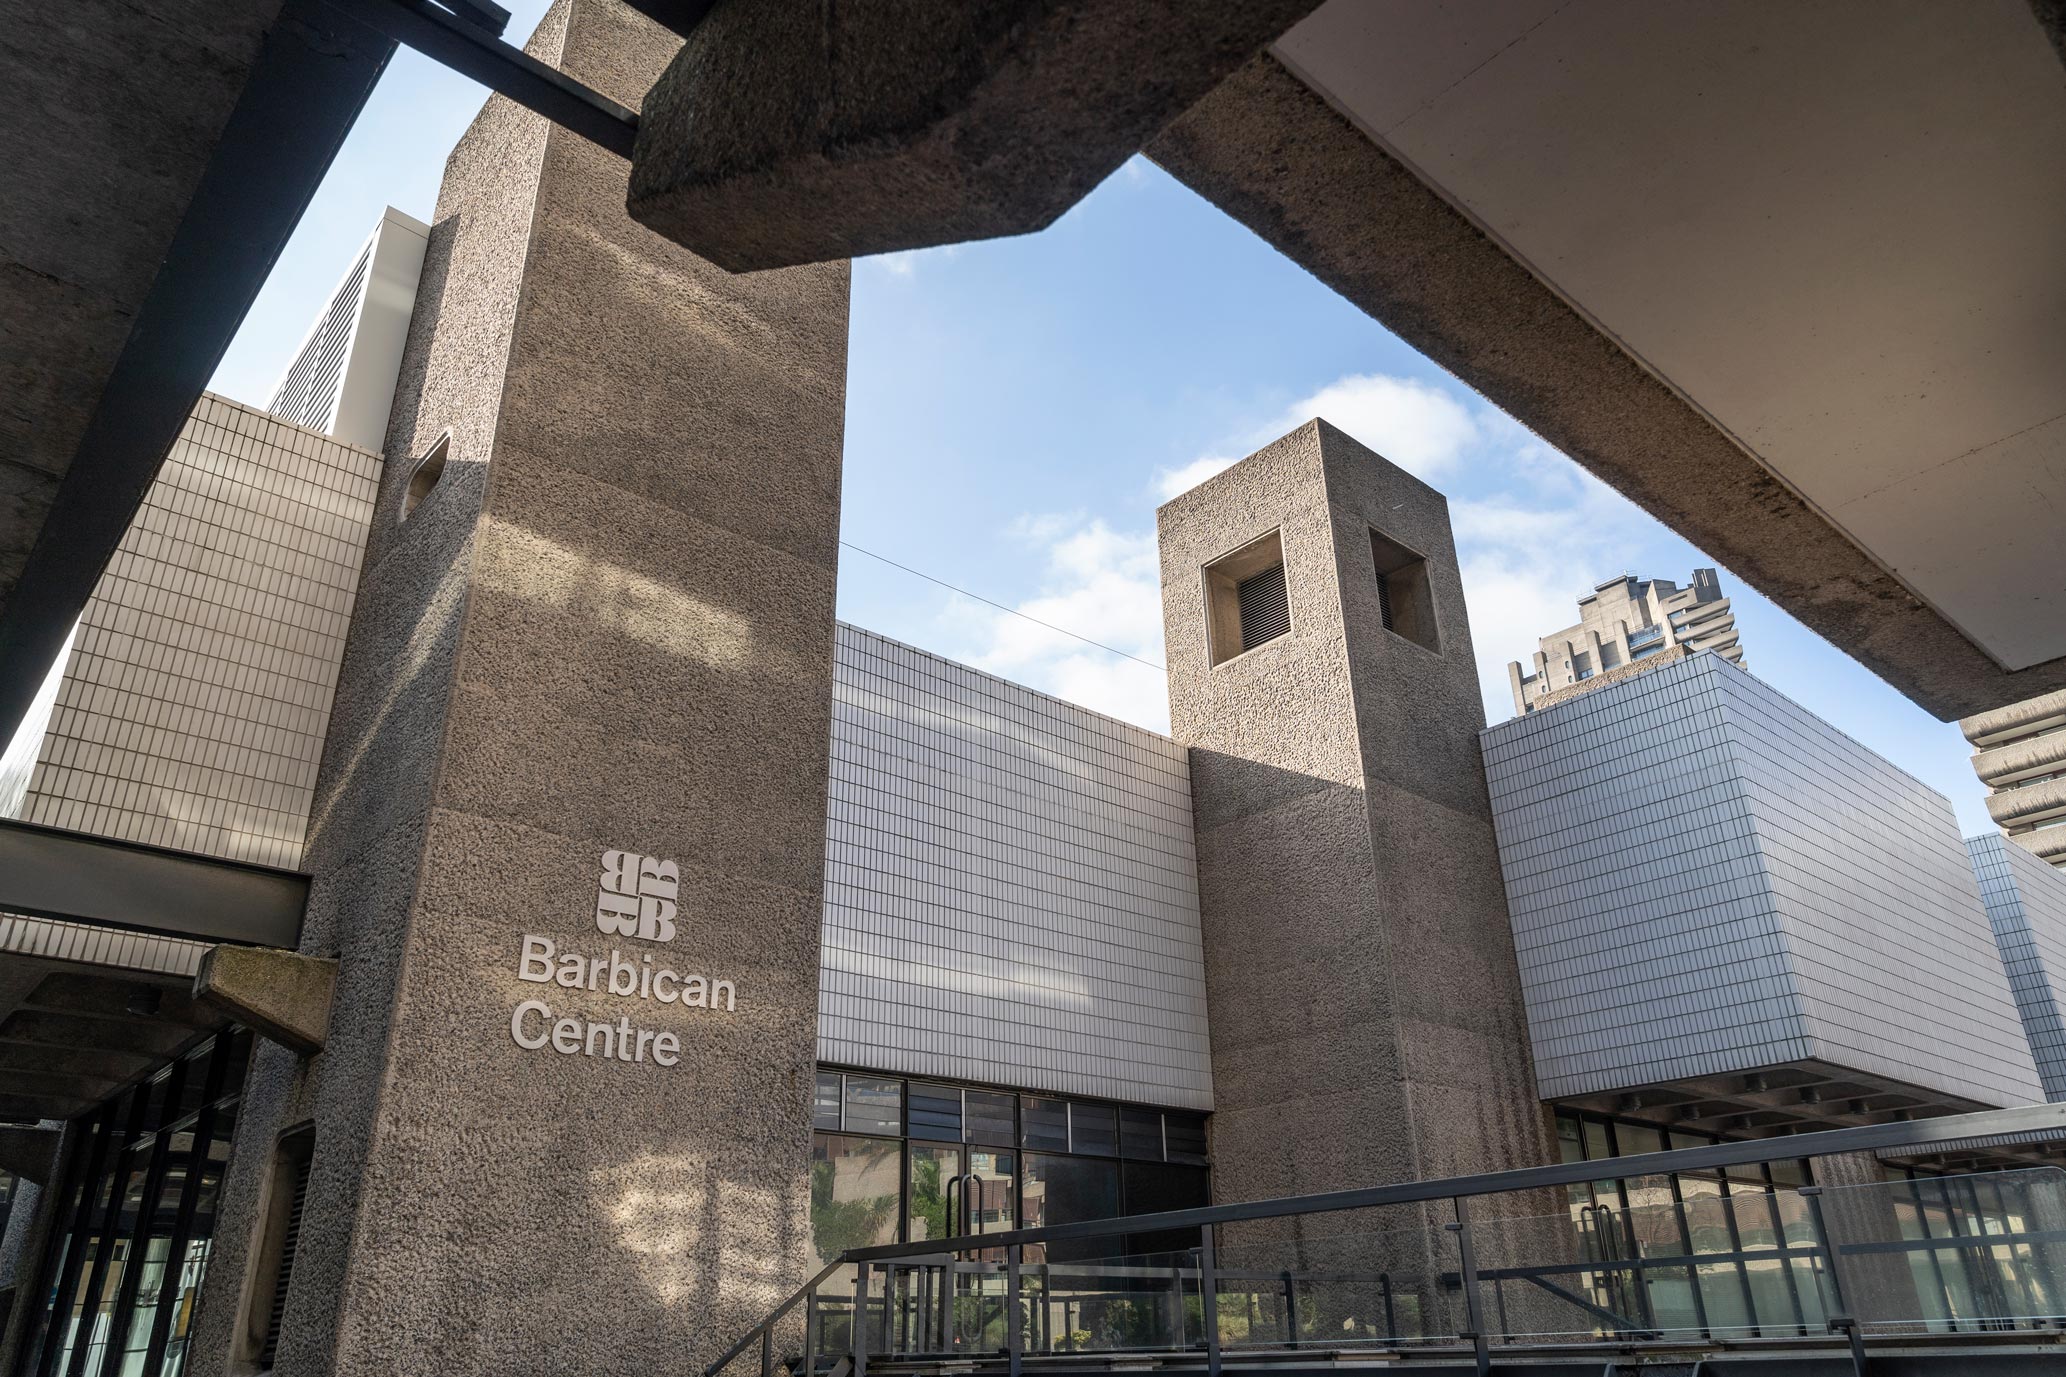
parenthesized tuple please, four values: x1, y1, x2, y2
(5, 4, 2066, 1377)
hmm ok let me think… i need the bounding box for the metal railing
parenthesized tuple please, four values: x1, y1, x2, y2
(707, 1103, 2066, 1377)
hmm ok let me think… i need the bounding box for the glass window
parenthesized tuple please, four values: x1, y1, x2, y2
(23, 1028, 245, 1377)
(906, 1083, 962, 1143)
(1118, 1108, 1163, 1162)
(842, 1077, 902, 1137)
(809, 1134, 901, 1268)
(1164, 1113, 1207, 1165)
(1120, 1162, 1208, 1255)
(907, 1143, 963, 1242)
(811, 1072, 842, 1131)
(964, 1091, 1014, 1147)
(1021, 1097, 1068, 1153)
(1022, 1153, 1120, 1263)
(1069, 1103, 1117, 1157)
(969, 1150, 1016, 1236)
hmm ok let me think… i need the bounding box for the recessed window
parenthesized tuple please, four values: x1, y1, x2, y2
(1203, 529, 1289, 666)
(400, 433, 449, 521)
(1369, 528, 1439, 653)
(245, 1123, 316, 1367)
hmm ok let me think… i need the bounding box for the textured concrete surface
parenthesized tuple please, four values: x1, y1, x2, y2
(1144, 53, 2064, 722)
(1159, 421, 1554, 1219)
(193, 946, 337, 1056)
(0, 0, 284, 617)
(184, 3, 850, 1374)
(629, 0, 1321, 272)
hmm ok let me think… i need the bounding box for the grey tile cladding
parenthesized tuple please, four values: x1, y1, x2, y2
(1969, 832, 2066, 1101)
(9, 393, 380, 867)
(819, 624, 1212, 1109)
(1482, 653, 2041, 1106)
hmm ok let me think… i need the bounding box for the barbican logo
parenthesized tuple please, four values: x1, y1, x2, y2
(595, 849, 679, 943)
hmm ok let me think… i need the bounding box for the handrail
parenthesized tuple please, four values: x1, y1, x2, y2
(702, 1101, 2066, 1375)
(705, 1258, 847, 1377)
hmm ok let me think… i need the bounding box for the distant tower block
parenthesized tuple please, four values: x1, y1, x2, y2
(1507, 568, 1744, 717)
(1157, 419, 1553, 1206)
(267, 207, 429, 450)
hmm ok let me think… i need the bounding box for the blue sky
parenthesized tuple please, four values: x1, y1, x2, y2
(210, 7, 1993, 835)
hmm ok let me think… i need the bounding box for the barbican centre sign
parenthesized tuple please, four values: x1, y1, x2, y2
(507, 848, 738, 1068)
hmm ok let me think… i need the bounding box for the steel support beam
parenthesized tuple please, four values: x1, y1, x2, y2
(0, 0, 395, 751)
(331, 0, 639, 157)
(0, 818, 308, 949)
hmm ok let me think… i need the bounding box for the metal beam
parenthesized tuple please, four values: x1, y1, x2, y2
(329, 0, 639, 157)
(0, 818, 308, 949)
(0, 0, 396, 750)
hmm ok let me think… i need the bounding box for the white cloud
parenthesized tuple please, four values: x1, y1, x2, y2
(1286, 373, 1481, 478)
(939, 517, 1171, 732)
(945, 369, 1668, 734)
(1153, 455, 1239, 501)
(1153, 372, 1484, 501)
(867, 251, 922, 278)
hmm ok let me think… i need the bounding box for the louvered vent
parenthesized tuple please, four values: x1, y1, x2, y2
(1236, 564, 1289, 652)
(259, 1151, 312, 1366)
(268, 242, 372, 436)
(1376, 570, 1396, 632)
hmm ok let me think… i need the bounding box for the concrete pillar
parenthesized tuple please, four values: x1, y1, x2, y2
(184, 3, 849, 1374)
(1810, 1152, 1926, 1331)
(1157, 420, 1554, 1328)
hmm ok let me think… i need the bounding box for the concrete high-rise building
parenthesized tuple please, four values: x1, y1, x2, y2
(1506, 568, 1744, 717)
(266, 207, 429, 451)
(1961, 689, 2066, 872)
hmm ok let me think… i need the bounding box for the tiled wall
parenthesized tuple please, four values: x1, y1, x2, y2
(5, 393, 379, 868)
(1483, 652, 2042, 1106)
(1715, 664, 2038, 1106)
(1970, 832, 2066, 1100)
(820, 624, 1213, 1109)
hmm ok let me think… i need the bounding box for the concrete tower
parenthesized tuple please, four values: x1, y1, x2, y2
(185, 4, 851, 1375)
(1157, 420, 1552, 1207)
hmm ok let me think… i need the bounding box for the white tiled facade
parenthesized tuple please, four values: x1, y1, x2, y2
(4, 393, 380, 868)
(819, 624, 1213, 1109)
(1969, 832, 2066, 1101)
(1483, 652, 2042, 1108)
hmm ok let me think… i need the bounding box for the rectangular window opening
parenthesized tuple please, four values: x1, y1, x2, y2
(1369, 529, 1439, 654)
(1203, 529, 1289, 666)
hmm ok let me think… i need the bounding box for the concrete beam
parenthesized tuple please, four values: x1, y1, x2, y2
(1143, 53, 2066, 721)
(628, 0, 1320, 272)
(192, 946, 336, 1057)
(0, 1127, 60, 1185)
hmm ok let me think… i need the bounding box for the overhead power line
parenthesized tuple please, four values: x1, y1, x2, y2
(838, 540, 1166, 673)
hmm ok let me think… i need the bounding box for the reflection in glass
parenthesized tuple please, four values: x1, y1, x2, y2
(1023, 1154, 1120, 1262)
(970, 1150, 1016, 1235)
(907, 1144, 961, 1243)
(810, 1135, 900, 1268)
(842, 1079, 902, 1137)
(25, 1030, 247, 1377)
